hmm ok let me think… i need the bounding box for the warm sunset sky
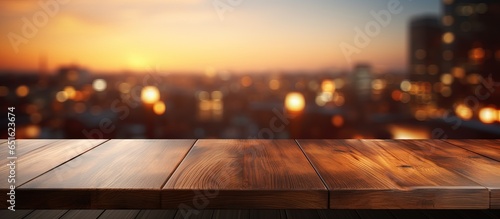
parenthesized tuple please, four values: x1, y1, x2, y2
(0, 0, 439, 73)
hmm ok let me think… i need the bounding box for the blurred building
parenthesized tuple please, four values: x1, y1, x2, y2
(351, 64, 372, 123)
(351, 64, 372, 102)
(405, 0, 500, 125)
(408, 15, 441, 111)
(441, 0, 500, 107)
(57, 65, 91, 88)
(38, 54, 49, 87)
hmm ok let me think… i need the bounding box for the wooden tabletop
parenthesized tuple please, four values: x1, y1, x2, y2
(0, 139, 499, 209)
(2, 209, 500, 219)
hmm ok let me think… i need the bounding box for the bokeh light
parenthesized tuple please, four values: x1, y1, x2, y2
(455, 104, 473, 120)
(440, 74, 454, 85)
(16, 85, 29, 97)
(241, 76, 253, 87)
(25, 125, 41, 138)
(64, 86, 76, 99)
(141, 86, 160, 104)
(198, 91, 209, 100)
(331, 115, 344, 127)
(269, 79, 280, 90)
(321, 80, 335, 93)
(118, 82, 131, 93)
(400, 80, 411, 92)
(56, 91, 69, 102)
(153, 101, 166, 115)
(442, 32, 455, 44)
(479, 107, 497, 124)
(285, 92, 305, 112)
(211, 91, 223, 100)
(92, 79, 107, 92)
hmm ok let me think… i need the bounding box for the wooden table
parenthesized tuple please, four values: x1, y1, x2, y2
(2, 209, 500, 219)
(0, 139, 499, 209)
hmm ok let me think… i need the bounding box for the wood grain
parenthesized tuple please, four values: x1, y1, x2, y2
(2, 139, 498, 209)
(299, 139, 402, 209)
(23, 210, 67, 219)
(298, 140, 488, 209)
(174, 210, 213, 219)
(444, 140, 500, 162)
(163, 140, 327, 209)
(389, 210, 430, 219)
(249, 210, 286, 219)
(136, 210, 177, 219)
(398, 140, 500, 209)
(98, 210, 139, 219)
(213, 210, 249, 219)
(356, 210, 394, 219)
(285, 210, 320, 219)
(0, 210, 33, 219)
(4, 210, 500, 219)
(0, 140, 107, 187)
(0, 140, 107, 209)
(19, 140, 195, 209)
(454, 140, 500, 150)
(317, 210, 361, 219)
(365, 140, 488, 209)
(456, 210, 500, 219)
(0, 140, 56, 163)
(60, 210, 104, 219)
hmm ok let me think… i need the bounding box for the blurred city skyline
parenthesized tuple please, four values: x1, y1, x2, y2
(1, 0, 439, 73)
(1, 0, 498, 140)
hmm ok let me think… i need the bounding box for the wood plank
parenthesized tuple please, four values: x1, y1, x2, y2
(390, 210, 430, 219)
(0, 140, 107, 187)
(0, 140, 51, 179)
(163, 140, 327, 209)
(298, 140, 488, 209)
(454, 140, 500, 150)
(317, 210, 361, 219)
(213, 210, 249, 219)
(398, 140, 500, 209)
(0, 210, 33, 219)
(286, 210, 321, 219)
(489, 210, 500, 218)
(0, 140, 108, 209)
(23, 210, 67, 219)
(444, 140, 500, 162)
(136, 210, 177, 219)
(356, 210, 394, 219)
(299, 139, 401, 209)
(363, 140, 489, 209)
(353, 140, 484, 188)
(494, 196, 500, 209)
(0, 140, 56, 163)
(422, 210, 466, 219)
(457, 210, 500, 219)
(174, 209, 213, 219)
(19, 140, 195, 209)
(98, 210, 139, 219)
(60, 210, 104, 219)
(249, 210, 286, 219)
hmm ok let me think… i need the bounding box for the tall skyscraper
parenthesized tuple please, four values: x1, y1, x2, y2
(441, 0, 500, 106)
(351, 63, 372, 123)
(407, 1, 500, 123)
(352, 63, 372, 103)
(408, 15, 441, 113)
